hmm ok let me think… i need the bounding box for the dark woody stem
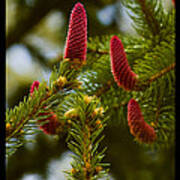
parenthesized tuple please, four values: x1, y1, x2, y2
(83, 124, 92, 180)
(95, 62, 175, 95)
(6, 92, 51, 140)
(147, 62, 175, 84)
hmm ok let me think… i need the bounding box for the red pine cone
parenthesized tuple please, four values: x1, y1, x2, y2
(30, 81, 40, 96)
(110, 36, 138, 91)
(127, 99, 156, 144)
(37, 111, 60, 135)
(30, 81, 60, 135)
(64, 2, 87, 62)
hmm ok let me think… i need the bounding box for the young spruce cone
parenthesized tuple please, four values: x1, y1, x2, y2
(64, 2, 87, 64)
(127, 99, 156, 144)
(110, 36, 138, 91)
(30, 81, 60, 135)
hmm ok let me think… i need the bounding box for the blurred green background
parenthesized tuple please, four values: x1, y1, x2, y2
(6, 0, 174, 179)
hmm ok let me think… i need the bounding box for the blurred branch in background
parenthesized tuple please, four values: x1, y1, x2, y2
(6, 0, 119, 48)
(22, 40, 57, 70)
(7, 0, 61, 48)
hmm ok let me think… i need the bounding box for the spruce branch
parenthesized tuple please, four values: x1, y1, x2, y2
(64, 94, 109, 180)
(6, 55, 86, 156)
(6, 1, 175, 176)
(6, 83, 49, 138)
(122, 0, 169, 39)
(147, 62, 175, 84)
(133, 62, 175, 91)
(136, 0, 160, 36)
(6, 1, 88, 157)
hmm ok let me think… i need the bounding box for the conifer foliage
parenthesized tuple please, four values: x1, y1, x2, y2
(6, 0, 175, 179)
(64, 94, 109, 179)
(30, 81, 61, 135)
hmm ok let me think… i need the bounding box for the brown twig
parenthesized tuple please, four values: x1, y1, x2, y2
(82, 125, 92, 180)
(147, 62, 175, 84)
(94, 62, 175, 97)
(6, 89, 51, 140)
